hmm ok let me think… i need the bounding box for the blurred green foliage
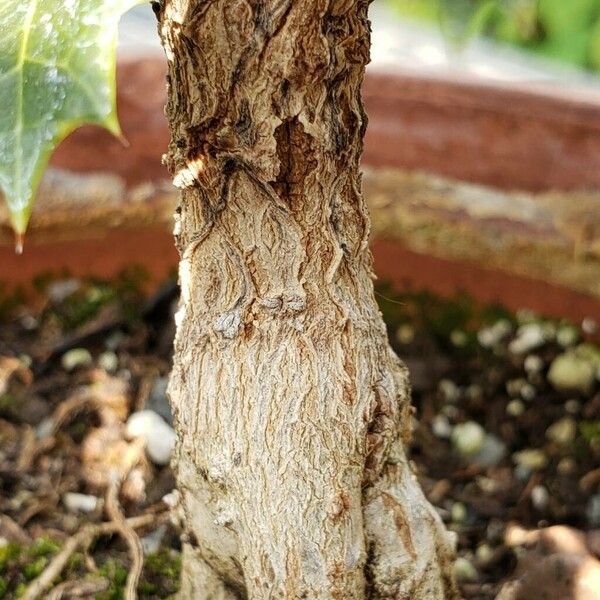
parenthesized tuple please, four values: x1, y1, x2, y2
(388, 0, 600, 71)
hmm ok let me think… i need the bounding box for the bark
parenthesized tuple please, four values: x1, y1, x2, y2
(156, 1, 458, 598)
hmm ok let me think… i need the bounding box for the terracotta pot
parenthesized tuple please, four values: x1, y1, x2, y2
(1, 56, 598, 322)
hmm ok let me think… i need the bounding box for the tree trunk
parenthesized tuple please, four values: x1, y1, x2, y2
(157, 1, 458, 598)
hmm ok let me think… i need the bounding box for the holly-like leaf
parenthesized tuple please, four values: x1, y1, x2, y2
(0, 0, 145, 237)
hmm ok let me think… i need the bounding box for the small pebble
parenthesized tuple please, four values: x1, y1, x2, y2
(465, 384, 483, 402)
(582, 317, 598, 335)
(509, 323, 546, 355)
(565, 399, 581, 415)
(524, 354, 543, 374)
(162, 490, 180, 509)
(450, 329, 468, 348)
(531, 485, 549, 510)
(477, 320, 512, 349)
(438, 379, 460, 403)
(475, 543, 494, 567)
(454, 557, 478, 582)
(126, 410, 177, 466)
(520, 383, 537, 401)
(548, 353, 595, 395)
(546, 417, 577, 446)
(105, 331, 125, 351)
(395, 324, 415, 345)
(63, 492, 99, 513)
(146, 377, 173, 425)
(477, 476, 499, 495)
(556, 325, 579, 348)
(97, 351, 118, 373)
(471, 434, 506, 467)
(557, 457, 577, 476)
(451, 502, 467, 523)
(61, 348, 93, 372)
(19, 314, 38, 331)
(47, 279, 80, 303)
(431, 415, 452, 439)
(141, 524, 167, 555)
(506, 399, 525, 417)
(512, 448, 548, 472)
(542, 322, 557, 340)
(36, 417, 55, 439)
(18, 354, 32, 369)
(442, 404, 459, 419)
(516, 308, 537, 323)
(452, 421, 485, 456)
(506, 378, 527, 398)
(586, 495, 600, 527)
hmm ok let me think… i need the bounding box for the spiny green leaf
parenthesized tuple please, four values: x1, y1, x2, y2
(0, 0, 145, 236)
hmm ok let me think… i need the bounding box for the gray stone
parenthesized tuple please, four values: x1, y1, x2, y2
(145, 376, 173, 425)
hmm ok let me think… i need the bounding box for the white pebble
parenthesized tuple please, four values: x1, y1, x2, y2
(438, 379, 460, 403)
(512, 448, 548, 471)
(475, 544, 494, 566)
(509, 323, 546, 355)
(524, 355, 543, 374)
(395, 324, 415, 345)
(546, 417, 577, 446)
(98, 351, 118, 373)
(451, 502, 467, 523)
(452, 422, 485, 456)
(126, 410, 176, 466)
(431, 415, 452, 439)
(548, 353, 595, 395)
(477, 320, 512, 349)
(506, 399, 525, 417)
(63, 492, 99, 513)
(556, 325, 579, 348)
(520, 383, 537, 402)
(61, 348, 93, 371)
(454, 557, 478, 582)
(531, 485, 549, 510)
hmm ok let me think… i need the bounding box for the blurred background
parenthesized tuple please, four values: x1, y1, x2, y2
(0, 2, 599, 599)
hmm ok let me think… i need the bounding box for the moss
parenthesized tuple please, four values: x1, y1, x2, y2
(0, 543, 21, 571)
(29, 538, 60, 558)
(140, 549, 181, 598)
(580, 421, 600, 445)
(144, 549, 181, 581)
(23, 557, 48, 580)
(96, 558, 129, 600)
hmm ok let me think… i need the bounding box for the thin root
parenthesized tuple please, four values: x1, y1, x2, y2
(21, 512, 165, 600)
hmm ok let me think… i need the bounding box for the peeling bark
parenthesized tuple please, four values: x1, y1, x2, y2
(157, 1, 458, 598)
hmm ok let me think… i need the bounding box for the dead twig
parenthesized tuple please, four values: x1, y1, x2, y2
(46, 576, 109, 600)
(21, 512, 165, 600)
(105, 474, 144, 600)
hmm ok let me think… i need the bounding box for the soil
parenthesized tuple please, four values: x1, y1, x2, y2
(0, 273, 598, 599)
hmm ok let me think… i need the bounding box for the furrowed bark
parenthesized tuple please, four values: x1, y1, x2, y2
(157, 1, 458, 598)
